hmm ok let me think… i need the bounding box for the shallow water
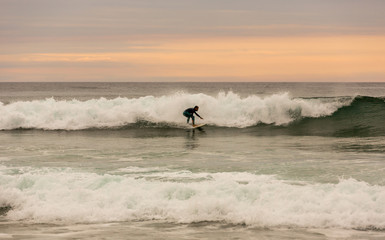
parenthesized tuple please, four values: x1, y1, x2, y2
(1, 221, 385, 240)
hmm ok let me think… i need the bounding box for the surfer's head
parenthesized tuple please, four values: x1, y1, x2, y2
(194, 106, 199, 111)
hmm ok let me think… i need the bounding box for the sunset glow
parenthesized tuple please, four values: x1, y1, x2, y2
(1, 0, 385, 82)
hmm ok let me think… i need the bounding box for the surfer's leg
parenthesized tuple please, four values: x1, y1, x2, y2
(183, 111, 191, 123)
(191, 115, 195, 125)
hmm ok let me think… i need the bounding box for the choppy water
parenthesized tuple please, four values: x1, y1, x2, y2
(1, 82, 385, 239)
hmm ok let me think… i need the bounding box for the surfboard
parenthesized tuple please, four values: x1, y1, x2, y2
(191, 123, 206, 129)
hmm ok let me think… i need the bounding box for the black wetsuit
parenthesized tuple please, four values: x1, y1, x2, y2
(183, 108, 201, 124)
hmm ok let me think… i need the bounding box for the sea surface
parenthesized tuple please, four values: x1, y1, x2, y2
(0, 82, 385, 239)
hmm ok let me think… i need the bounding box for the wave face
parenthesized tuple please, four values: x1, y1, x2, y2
(1, 166, 384, 229)
(0, 92, 352, 130)
(284, 96, 385, 137)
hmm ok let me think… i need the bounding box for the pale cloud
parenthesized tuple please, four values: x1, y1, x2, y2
(18, 54, 114, 63)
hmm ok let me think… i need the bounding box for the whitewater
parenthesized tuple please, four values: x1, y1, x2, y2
(0, 92, 352, 130)
(1, 166, 385, 229)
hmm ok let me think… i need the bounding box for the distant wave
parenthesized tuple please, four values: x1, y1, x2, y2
(0, 92, 354, 130)
(1, 166, 385, 229)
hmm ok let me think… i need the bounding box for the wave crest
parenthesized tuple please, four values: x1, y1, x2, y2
(0, 92, 351, 130)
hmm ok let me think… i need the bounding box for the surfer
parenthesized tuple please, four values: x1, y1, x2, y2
(183, 106, 203, 126)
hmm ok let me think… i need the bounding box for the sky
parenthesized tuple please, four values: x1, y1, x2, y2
(1, 0, 385, 82)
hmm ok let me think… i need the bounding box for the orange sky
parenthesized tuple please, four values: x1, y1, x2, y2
(1, 0, 385, 82)
(2, 35, 385, 82)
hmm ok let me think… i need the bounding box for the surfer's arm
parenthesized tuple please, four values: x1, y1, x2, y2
(194, 112, 203, 119)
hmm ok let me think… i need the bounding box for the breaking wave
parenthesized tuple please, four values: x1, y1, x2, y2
(0, 166, 384, 229)
(0, 92, 353, 129)
(1, 92, 384, 136)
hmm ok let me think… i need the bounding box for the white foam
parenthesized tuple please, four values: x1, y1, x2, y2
(0, 92, 351, 130)
(0, 166, 384, 229)
(0, 233, 13, 239)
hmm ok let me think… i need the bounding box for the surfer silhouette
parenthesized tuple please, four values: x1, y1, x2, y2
(183, 106, 203, 126)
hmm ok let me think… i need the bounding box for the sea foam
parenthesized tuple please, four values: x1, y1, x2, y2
(0, 166, 384, 229)
(0, 92, 350, 130)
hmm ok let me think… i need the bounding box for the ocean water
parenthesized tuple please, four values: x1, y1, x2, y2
(0, 82, 384, 239)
